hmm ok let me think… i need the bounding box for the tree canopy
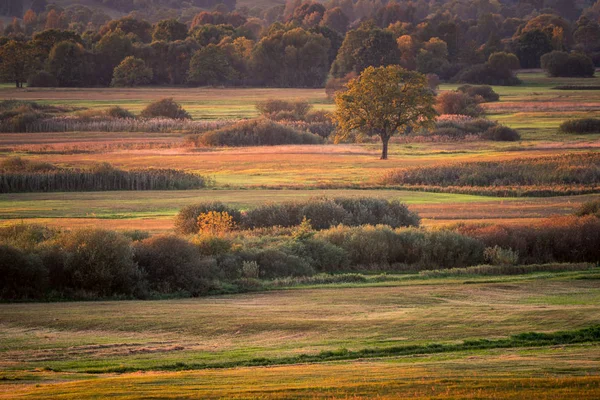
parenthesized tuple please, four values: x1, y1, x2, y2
(333, 65, 436, 160)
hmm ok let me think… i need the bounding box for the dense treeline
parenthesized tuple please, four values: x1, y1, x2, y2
(2, 0, 599, 88)
(1, 212, 599, 300)
(0, 158, 209, 192)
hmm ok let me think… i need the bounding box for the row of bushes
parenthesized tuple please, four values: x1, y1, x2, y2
(174, 197, 421, 234)
(2, 214, 599, 300)
(187, 118, 324, 147)
(0, 158, 208, 192)
(431, 115, 520, 141)
(420, 263, 595, 278)
(559, 118, 600, 134)
(381, 153, 600, 189)
(0, 99, 194, 133)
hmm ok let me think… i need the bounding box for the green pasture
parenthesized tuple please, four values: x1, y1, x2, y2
(0, 189, 514, 220)
(1, 272, 599, 398)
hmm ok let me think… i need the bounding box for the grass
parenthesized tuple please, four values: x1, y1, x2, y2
(1, 273, 600, 397)
(0, 190, 596, 232)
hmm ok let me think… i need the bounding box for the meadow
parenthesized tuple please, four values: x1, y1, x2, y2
(1, 72, 600, 398)
(1, 272, 600, 398)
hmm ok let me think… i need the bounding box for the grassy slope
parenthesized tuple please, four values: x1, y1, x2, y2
(1, 273, 600, 398)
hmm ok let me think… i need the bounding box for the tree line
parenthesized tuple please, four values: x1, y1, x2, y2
(1, 0, 600, 88)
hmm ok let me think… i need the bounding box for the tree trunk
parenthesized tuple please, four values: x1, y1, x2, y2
(15, 80, 19, 88)
(380, 135, 390, 160)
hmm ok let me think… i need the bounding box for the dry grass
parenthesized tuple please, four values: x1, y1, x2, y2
(1, 276, 599, 398)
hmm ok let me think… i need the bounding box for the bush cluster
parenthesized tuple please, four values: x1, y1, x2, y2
(435, 91, 484, 117)
(140, 98, 191, 120)
(456, 85, 499, 102)
(541, 51, 595, 78)
(432, 115, 496, 139)
(481, 125, 521, 141)
(559, 118, 600, 134)
(453, 216, 600, 264)
(175, 197, 421, 234)
(188, 118, 324, 147)
(2, 213, 599, 300)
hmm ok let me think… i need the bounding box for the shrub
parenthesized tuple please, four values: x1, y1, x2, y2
(256, 99, 312, 121)
(27, 71, 58, 87)
(175, 202, 242, 234)
(575, 199, 600, 218)
(541, 51, 595, 77)
(0, 223, 56, 250)
(111, 56, 153, 87)
(0, 244, 48, 299)
(420, 263, 594, 278)
(56, 229, 142, 297)
(140, 98, 191, 120)
(454, 216, 600, 264)
(192, 234, 233, 256)
(105, 106, 135, 119)
(559, 118, 600, 134)
(457, 85, 499, 102)
(481, 125, 521, 141)
(197, 211, 236, 235)
(134, 235, 214, 296)
(241, 260, 259, 278)
(255, 248, 314, 278)
(241, 198, 420, 230)
(285, 238, 349, 272)
(484, 246, 519, 265)
(420, 230, 485, 269)
(453, 63, 521, 86)
(193, 119, 323, 147)
(435, 91, 484, 117)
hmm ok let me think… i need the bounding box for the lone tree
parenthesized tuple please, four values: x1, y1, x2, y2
(333, 65, 436, 159)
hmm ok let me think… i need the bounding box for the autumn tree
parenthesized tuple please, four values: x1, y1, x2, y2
(0, 41, 39, 87)
(111, 56, 153, 87)
(152, 19, 188, 42)
(333, 65, 436, 160)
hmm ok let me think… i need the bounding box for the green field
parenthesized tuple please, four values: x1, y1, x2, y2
(1, 272, 600, 398)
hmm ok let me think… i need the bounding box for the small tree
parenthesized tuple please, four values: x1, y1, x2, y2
(111, 56, 153, 87)
(140, 98, 191, 119)
(333, 65, 436, 159)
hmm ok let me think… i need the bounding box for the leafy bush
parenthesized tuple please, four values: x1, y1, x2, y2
(175, 202, 242, 234)
(436, 91, 484, 117)
(105, 106, 135, 119)
(432, 115, 497, 138)
(192, 118, 323, 147)
(575, 199, 600, 218)
(453, 63, 521, 86)
(27, 71, 58, 87)
(241, 197, 420, 230)
(481, 125, 521, 141)
(140, 98, 191, 120)
(134, 235, 214, 295)
(484, 246, 519, 265)
(541, 51, 595, 78)
(255, 248, 314, 278)
(420, 230, 485, 269)
(56, 229, 142, 297)
(256, 99, 312, 120)
(454, 216, 600, 264)
(457, 85, 499, 102)
(559, 118, 600, 134)
(0, 223, 56, 250)
(0, 244, 48, 299)
(284, 238, 349, 272)
(197, 211, 236, 235)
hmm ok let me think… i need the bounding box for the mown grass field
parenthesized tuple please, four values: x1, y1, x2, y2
(1, 272, 600, 398)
